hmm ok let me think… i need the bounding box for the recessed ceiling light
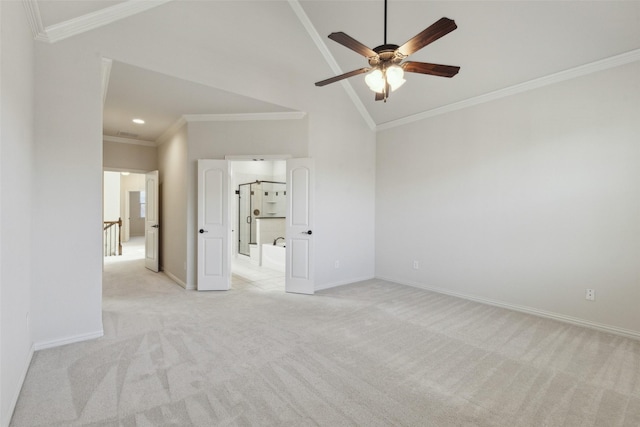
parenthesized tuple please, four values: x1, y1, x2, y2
(132, 118, 145, 124)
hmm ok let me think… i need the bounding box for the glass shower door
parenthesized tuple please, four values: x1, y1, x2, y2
(238, 183, 252, 256)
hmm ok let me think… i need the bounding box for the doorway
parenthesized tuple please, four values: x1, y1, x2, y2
(103, 171, 147, 262)
(237, 180, 287, 257)
(197, 157, 314, 294)
(231, 161, 287, 290)
(128, 191, 146, 238)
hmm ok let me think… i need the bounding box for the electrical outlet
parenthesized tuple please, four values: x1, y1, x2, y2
(334, 260, 340, 269)
(585, 289, 595, 301)
(413, 260, 419, 270)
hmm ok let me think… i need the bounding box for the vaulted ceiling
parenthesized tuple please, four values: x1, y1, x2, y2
(27, 0, 640, 141)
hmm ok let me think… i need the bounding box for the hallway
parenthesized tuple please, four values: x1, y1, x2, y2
(105, 237, 285, 292)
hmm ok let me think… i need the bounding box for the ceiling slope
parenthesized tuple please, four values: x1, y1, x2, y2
(27, 0, 640, 133)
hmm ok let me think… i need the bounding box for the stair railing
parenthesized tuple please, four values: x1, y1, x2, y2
(104, 218, 123, 256)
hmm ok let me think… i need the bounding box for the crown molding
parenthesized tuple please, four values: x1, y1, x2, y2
(290, 0, 640, 133)
(288, 0, 376, 131)
(46, 0, 172, 43)
(103, 134, 156, 147)
(377, 48, 640, 132)
(183, 112, 306, 122)
(22, 0, 49, 42)
(156, 116, 187, 146)
(156, 112, 306, 145)
(25, 0, 172, 44)
(101, 58, 113, 106)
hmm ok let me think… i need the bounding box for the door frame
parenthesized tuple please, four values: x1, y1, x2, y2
(123, 189, 135, 242)
(226, 155, 316, 293)
(144, 170, 160, 272)
(196, 155, 314, 293)
(226, 154, 292, 260)
(102, 168, 148, 246)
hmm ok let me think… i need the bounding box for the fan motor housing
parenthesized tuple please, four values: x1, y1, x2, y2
(369, 44, 403, 67)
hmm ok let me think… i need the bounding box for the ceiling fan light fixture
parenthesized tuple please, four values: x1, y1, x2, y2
(386, 64, 406, 91)
(365, 68, 385, 93)
(315, 0, 459, 102)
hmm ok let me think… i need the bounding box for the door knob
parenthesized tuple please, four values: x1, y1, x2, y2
(301, 230, 312, 235)
(199, 229, 208, 234)
(152, 224, 159, 228)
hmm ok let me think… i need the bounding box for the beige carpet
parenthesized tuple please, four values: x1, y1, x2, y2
(10, 256, 640, 426)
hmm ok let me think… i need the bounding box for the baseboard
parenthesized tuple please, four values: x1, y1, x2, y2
(34, 329, 104, 351)
(315, 275, 376, 292)
(2, 344, 35, 427)
(163, 270, 192, 290)
(376, 276, 640, 341)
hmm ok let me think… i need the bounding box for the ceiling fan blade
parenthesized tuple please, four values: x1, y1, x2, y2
(315, 67, 370, 87)
(375, 92, 385, 101)
(328, 32, 377, 58)
(397, 17, 457, 57)
(402, 61, 460, 78)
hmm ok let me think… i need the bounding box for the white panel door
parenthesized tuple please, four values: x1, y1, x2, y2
(145, 170, 159, 272)
(285, 158, 315, 294)
(197, 160, 230, 291)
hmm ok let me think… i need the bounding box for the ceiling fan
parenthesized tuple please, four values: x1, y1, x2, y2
(315, 0, 460, 102)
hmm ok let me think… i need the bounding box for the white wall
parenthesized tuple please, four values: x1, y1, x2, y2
(0, 2, 34, 425)
(30, 0, 375, 347)
(0, 0, 3, 416)
(120, 173, 145, 241)
(103, 140, 156, 242)
(309, 108, 376, 290)
(103, 171, 120, 221)
(187, 119, 308, 288)
(158, 125, 188, 286)
(376, 62, 640, 335)
(103, 140, 157, 172)
(232, 160, 286, 188)
(32, 39, 104, 348)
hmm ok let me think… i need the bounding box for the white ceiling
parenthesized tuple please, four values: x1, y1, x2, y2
(103, 61, 296, 142)
(31, 0, 640, 142)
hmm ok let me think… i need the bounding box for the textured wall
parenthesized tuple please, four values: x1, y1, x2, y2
(103, 140, 157, 173)
(376, 62, 640, 335)
(0, 2, 35, 425)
